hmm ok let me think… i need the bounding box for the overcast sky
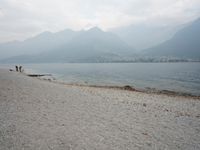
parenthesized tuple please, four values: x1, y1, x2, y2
(0, 0, 200, 42)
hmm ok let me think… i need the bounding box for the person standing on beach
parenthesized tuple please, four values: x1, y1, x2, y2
(15, 66, 18, 72)
(19, 66, 22, 72)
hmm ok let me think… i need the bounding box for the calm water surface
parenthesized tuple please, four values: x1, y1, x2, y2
(1, 63, 200, 95)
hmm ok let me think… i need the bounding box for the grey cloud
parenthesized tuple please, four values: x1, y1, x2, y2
(0, 0, 200, 42)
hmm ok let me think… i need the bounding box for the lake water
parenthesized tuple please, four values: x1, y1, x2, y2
(1, 63, 200, 96)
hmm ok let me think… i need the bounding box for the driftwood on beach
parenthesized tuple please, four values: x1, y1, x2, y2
(27, 74, 52, 77)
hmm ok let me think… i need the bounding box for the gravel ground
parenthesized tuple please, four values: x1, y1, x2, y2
(0, 69, 200, 150)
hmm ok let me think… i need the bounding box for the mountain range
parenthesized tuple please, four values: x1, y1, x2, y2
(112, 24, 184, 50)
(0, 29, 78, 60)
(0, 18, 200, 63)
(143, 18, 200, 59)
(1, 27, 134, 63)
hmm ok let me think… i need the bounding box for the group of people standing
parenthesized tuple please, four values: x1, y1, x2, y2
(15, 65, 23, 72)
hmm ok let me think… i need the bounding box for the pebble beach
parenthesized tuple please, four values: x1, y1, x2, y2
(0, 68, 200, 150)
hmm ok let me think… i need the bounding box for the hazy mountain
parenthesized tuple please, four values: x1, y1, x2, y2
(112, 24, 184, 50)
(0, 29, 78, 60)
(2, 27, 135, 63)
(143, 18, 200, 59)
(49, 27, 134, 60)
(2, 18, 199, 63)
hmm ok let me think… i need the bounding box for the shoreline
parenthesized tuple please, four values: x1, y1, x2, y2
(25, 71, 200, 99)
(1, 62, 200, 98)
(4, 66, 200, 99)
(59, 83, 200, 99)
